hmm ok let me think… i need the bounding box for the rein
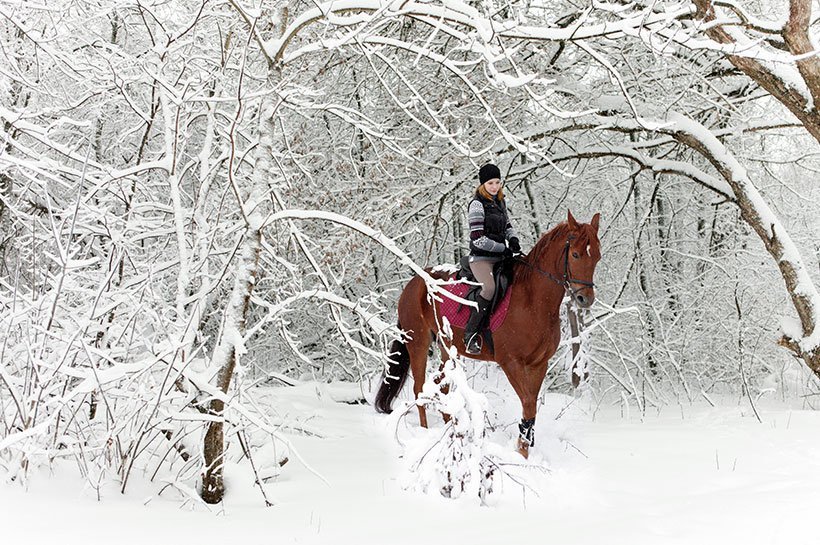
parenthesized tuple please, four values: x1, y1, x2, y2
(515, 237, 594, 296)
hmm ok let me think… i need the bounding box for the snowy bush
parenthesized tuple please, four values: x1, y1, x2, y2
(398, 345, 497, 503)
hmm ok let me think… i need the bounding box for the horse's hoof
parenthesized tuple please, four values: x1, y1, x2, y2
(516, 438, 529, 459)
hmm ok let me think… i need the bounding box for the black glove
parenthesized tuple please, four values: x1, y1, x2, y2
(509, 237, 521, 255)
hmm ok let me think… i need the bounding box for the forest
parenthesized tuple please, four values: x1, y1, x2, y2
(1, 0, 819, 513)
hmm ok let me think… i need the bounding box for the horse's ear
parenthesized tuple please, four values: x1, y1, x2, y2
(591, 212, 600, 232)
(567, 210, 579, 229)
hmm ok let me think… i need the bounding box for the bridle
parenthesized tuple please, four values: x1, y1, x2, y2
(515, 236, 595, 299)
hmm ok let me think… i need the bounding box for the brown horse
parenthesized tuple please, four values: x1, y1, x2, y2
(375, 211, 601, 458)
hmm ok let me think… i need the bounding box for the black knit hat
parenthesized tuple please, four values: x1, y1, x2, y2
(478, 163, 501, 184)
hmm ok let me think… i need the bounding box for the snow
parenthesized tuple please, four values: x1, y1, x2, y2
(595, 94, 629, 113)
(3, 373, 820, 545)
(431, 263, 460, 274)
(781, 316, 804, 341)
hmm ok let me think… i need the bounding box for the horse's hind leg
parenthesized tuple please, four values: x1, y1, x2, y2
(408, 333, 432, 427)
(435, 341, 453, 423)
(398, 274, 438, 428)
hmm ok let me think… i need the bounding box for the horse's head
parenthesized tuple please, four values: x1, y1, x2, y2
(564, 210, 601, 308)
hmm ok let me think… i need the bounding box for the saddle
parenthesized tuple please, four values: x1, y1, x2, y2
(455, 255, 515, 354)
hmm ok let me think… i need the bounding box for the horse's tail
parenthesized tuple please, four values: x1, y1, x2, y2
(374, 321, 410, 414)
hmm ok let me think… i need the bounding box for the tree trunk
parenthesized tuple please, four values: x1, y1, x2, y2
(200, 226, 262, 504)
(199, 84, 274, 502)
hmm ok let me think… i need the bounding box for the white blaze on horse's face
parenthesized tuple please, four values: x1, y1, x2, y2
(566, 212, 602, 309)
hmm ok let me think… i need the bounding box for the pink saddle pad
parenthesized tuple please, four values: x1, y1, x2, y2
(438, 281, 512, 332)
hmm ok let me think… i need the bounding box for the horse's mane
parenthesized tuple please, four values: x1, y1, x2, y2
(515, 221, 597, 284)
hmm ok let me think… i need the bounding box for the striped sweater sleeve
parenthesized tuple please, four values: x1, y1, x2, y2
(468, 200, 505, 254)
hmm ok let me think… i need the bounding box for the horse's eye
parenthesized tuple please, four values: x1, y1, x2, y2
(572, 252, 580, 259)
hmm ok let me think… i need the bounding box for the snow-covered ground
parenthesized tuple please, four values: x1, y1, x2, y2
(2, 366, 819, 545)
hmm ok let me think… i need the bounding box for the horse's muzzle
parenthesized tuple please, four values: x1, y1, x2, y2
(573, 290, 595, 308)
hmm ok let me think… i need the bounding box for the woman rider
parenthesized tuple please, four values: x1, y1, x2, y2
(464, 163, 520, 354)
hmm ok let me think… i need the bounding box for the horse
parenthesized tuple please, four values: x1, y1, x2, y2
(375, 210, 602, 458)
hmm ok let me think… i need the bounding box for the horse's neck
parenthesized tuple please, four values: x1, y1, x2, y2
(518, 255, 566, 317)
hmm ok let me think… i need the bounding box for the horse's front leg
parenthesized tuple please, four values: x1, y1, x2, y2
(517, 416, 536, 458)
(500, 357, 547, 459)
(514, 362, 548, 459)
(516, 396, 537, 458)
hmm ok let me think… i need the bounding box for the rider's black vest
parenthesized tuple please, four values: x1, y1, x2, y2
(469, 192, 509, 257)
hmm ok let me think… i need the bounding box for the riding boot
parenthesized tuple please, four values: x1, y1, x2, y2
(464, 295, 491, 354)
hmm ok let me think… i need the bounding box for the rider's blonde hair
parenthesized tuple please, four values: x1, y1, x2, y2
(477, 183, 504, 201)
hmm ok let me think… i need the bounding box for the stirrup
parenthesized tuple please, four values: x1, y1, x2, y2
(465, 332, 482, 354)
